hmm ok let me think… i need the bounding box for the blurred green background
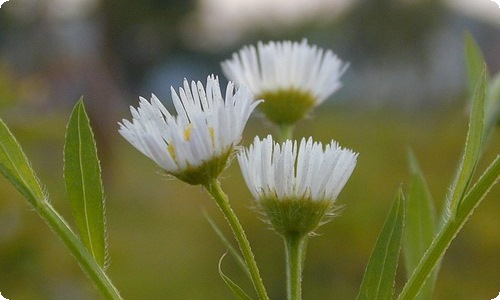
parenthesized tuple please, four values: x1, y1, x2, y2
(0, 0, 499, 299)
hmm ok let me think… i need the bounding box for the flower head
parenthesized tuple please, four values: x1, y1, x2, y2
(238, 135, 358, 236)
(119, 75, 260, 185)
(222, 39, 348, 125)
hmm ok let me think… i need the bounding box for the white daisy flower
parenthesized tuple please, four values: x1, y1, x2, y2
(238, 135, 358, 235)
(222, 39, 348, 125)
(119, 75, 260, 185)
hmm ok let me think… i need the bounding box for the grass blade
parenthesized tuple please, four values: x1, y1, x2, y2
(64, 99, 107, 267)
(357, 189, 405, 300)
(403, 152, 436, 300)
(218, 253, 254, 300)
(0, 118, 45, 206)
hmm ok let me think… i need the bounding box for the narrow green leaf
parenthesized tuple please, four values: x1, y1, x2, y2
(464, 32, 499, 150)
(484, 73, 500, 145)
(218, 253, 254, 300)
(403, 152, 436, 300)
(447, 69, 486, 217)
(357, 189, 405, 300)
(0, 118, 45, 206)
(456, 155, 500, 221)
(64, 99, 106, 267)
(464, 32, 489, 99)
(204, 211, 251, 279)
(397, 155, 499, 300)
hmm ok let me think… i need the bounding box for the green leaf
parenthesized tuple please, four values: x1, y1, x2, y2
(357, 189, 405, 300)
(64, 99, 107, 268)
(484, 73, 500, 144)
(456, 155, 500, 221)
(0, 118, 45, 206)
(464, 32, 489, 99)
(218, 253, 254, 300)
(447, 69, 486, 217)
(397, 155, 499, 300)
(403, 152, 436, 300)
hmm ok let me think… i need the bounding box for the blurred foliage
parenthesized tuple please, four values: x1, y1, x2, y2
(0, 63, 19, 108)
(98, 0, 196, 85)
(340, 0, 444, 64)
(0, 104, 498, 299)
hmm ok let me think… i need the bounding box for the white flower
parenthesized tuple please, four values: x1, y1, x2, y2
(222, 40, 348, 124)
(238, 135, 357, 202)
(119, 75, 260, 185)
(238, 135, 358, 235)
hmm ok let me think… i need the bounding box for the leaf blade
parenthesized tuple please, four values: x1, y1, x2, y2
(357, 189, 405, 300)
(403, 152, 437, 300)
(447, 69, 486, 216)
(0, 118, 45, 206)
(484, 73, 500, 145)
(397, 155, 500, 300)
(464, 32, 489, 99)
(64, 99, 106, 267)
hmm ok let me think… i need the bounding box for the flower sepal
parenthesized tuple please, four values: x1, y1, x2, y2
(260, 197, 332, 238)
(169, 147, 233, 185)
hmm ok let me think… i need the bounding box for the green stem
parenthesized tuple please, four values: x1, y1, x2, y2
(38, 201, 122, 300)
(278, 123, 294, 142)
(397, 220, 455, 300)
(285, 234, 307, 300)
(204, 180, 269, 300)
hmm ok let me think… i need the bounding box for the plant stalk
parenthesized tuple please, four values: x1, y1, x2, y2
(278, 124, 294, 141)
(38, 201, 122, 300)
(204, 180, 269, 300)
(285, 234, 307, 300)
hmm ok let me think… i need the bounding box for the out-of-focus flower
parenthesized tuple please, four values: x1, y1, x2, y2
(238, 135, 358, 236)
(119, 75, 260, 185)
(222, 40, 348, 126)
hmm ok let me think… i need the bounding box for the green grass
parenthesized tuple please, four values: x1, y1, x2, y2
(0, 104, 498, 299)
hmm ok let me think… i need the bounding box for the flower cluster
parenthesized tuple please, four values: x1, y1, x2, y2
(119, 39, 357, 300)
(120, 40, 357, 232)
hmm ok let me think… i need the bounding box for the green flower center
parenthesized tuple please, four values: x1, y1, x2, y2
(258, 89, 316, 125)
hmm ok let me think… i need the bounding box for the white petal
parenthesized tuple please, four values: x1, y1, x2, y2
(238, 135, 358, 203)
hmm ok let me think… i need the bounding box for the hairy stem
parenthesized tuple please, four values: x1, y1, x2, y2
(204, 180, 269, 300)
